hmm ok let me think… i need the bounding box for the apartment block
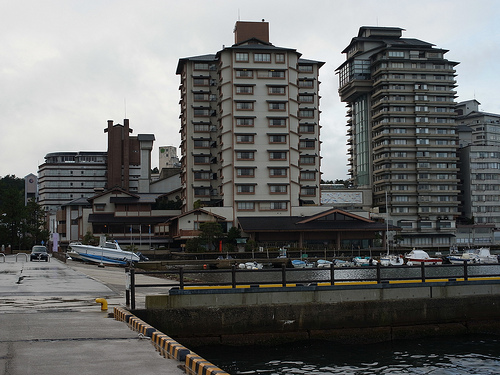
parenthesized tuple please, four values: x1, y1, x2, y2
(337, 26, 459, 248)
(176, 21, 324, 219)
(457, 99, 500, 228)
(38, 151, 107, 213)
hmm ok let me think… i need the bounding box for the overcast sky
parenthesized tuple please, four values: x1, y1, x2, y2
(1, 0, 500, 181)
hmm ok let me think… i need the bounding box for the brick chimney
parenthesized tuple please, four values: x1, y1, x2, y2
(234, 20, 269, 44)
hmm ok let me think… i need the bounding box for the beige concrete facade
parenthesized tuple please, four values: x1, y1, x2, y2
(176, 22, 323, 225)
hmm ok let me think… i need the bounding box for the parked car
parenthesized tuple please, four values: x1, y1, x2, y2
(30, 245, 49, 262)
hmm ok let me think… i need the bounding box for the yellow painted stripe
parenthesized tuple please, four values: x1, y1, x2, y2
(180, 276, 500, 291)
(334, 281, 378, 286)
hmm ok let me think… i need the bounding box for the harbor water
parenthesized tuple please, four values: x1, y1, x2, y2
(188, 264, 500, 374)
(196, 335, 500, 374)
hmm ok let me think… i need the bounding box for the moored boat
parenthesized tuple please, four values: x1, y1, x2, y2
(448, 247, 499, 264)
(405, 249, 442, 266)
(380, 254, 405, 266)
(316, 259, 333, 268)
(353, 256, 377, 266)
(291, 259, 314, 268)
(68, 240, 141, 265)
(238, 261, 263, 270)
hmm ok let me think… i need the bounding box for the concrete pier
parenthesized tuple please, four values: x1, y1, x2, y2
(140, 279, 500, 347)
(0, 256, 185, 375)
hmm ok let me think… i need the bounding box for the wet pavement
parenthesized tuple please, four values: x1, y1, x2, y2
(0, 255, 184, 374)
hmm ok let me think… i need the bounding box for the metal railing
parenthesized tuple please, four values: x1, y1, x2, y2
(125, 262, 500, 310)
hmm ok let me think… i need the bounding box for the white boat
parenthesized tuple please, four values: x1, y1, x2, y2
(405, 249, 442, 266)
(353, 256, 377, 266)
(448, 247, 499, 264)
(68, 240, 140, 265)
(316, 259, 333, 268)
(238, 261, 263, 270)
(291, 259, 314, 268)
(380, 254, 405, 266)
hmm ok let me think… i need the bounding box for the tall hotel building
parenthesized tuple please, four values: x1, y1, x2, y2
(176, 21, 323, 219)
(337, 27, 459, 248)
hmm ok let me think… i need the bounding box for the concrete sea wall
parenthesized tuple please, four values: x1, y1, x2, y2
(135, 280, 500, 347)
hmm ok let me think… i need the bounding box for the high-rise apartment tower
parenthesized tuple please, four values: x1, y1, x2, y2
(176, 21, 324, 220)
(337, 27, 459, 248)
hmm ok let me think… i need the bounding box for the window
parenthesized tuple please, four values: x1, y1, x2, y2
(194, 108, 210, 116)
(193, 140, 210, 148)
(237, 202, 255, 210)
(417, 139, 430, 145)
(193, 78, 209, 86)
(269, 118, 286, 127)
(194, 156, 210, 164)
(237, 185, 255, 194)
(299, 124, 315, 133)
(270, 185, 287, 194)
(236, 168, 255, 177)
(300, 171, 315, 180)
(194, 124, 211, 132)
(269, 152, 287, 160)
(415, 84, 428, 90)
(391, 62, 404, 68)
(270, 202, 286, 210)
(236, 102, 253, 110)
(298, 80, 314, 88)
(275, 54, 285, 63)
(259, 70, 285, 78)
(236, 118, 254, 126)
(235, 53, 249, 62)
(299, 95, 314, 103)
(299, 109, 314, 118)
(236, 135, 254, 143)
(254, 53, 271, 62)
(269, 168, 287, 177)
(194, 172, 210, 180)
(236, 86, 253, 94)
(298, 65, 313, 72)
(417, 151, 430, 157)
(268, 86, 285, 95)
(300, 187, 316, 196)
(388, 51, 404, 57)
(300, 156, 315, 164)
(193, 93, 209, 101)
(194, 63, 209, 70)
(236, 70, 253, 78)
(300, 140, 315, 148)
(269, 135, 286, 143)
(269, 102, 286, 111)
(236, 151, 254, 160)
(393, 139, 407, 145)
(194, 188, 210, 197)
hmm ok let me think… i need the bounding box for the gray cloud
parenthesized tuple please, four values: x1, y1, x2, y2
(1, 0, 499, 181)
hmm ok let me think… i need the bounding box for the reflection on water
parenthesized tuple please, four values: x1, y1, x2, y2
(196, 336, 500, 374)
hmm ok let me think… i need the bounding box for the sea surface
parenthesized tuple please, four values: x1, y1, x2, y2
(188, 265, 500, 374)
(196, 335, 500, 374)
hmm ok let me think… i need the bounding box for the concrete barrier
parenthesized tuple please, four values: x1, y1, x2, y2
(114, 306, 228, 373)
(128, 316, 157, 338)
(185, 353, 229, 375)
(151, 331, 190, 361)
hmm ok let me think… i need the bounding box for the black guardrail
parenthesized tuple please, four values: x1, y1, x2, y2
(125, 262, 500, 309)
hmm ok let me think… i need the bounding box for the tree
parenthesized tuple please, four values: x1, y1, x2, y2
(22, 199, 49, 248)
(0, 176, 25, 249)
(225, 226, 241, 251)
(198, 221, 224, 251)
